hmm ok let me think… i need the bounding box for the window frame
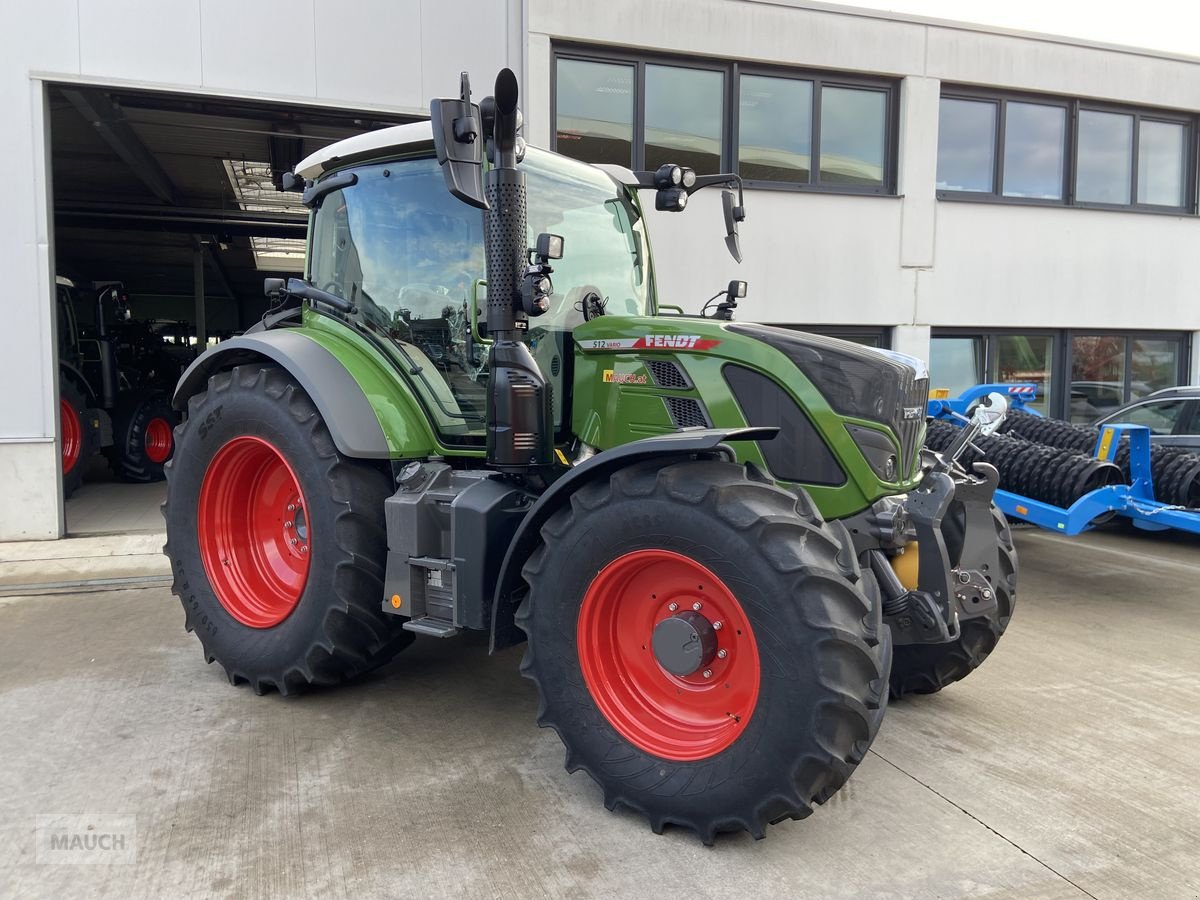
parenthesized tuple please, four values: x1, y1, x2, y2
(936, 86, 1198, 215)
(551, 43, 900, 196)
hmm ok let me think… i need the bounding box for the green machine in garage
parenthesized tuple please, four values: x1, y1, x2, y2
(164, 70, 1017, 842)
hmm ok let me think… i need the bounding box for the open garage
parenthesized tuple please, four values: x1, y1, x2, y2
(48, 84, 412, 534)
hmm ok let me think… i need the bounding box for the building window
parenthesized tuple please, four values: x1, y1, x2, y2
(935, 98, 996, 192)
(931, 330, 1190, 421)
(938, 89, 1196, 212)
(1002, 102, 1067, 200)
(738, 75, 812, 183)
(645, 64, 724, 174)
(553, 47, 898, 194)
(554, 58, 635, 166)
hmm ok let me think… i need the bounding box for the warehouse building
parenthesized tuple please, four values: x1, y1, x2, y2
(2, 0, 1198, 540)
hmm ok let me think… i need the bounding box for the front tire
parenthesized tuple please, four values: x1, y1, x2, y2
(889, 505, 1017, 698)
(163, 364, 413, 695)
(518, 459, 891, 843)
(111, 390, 178, 482)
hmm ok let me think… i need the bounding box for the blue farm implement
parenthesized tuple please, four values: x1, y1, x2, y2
(927, 384, 1200, 537)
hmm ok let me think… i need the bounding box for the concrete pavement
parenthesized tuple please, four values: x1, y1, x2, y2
(0, 526, 1198, 899)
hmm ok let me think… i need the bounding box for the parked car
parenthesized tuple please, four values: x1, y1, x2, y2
(1093, 386, 1200, 452)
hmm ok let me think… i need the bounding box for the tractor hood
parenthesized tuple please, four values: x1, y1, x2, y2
(726, 322, 930, 461)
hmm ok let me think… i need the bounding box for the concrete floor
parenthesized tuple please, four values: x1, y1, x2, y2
(1, 527, 1198, 899)
(65, 458, 166, 536)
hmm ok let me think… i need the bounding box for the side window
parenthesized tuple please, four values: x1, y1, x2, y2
(1117, 399, 1186, 435)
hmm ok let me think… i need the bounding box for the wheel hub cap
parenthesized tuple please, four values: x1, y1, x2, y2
(651, 610, 717, 676)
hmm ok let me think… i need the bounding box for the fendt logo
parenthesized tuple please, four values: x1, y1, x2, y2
(584, 335, 722, 352)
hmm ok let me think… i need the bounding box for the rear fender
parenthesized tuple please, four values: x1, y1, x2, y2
(173, 330, 436, 459)
(488, 426, 777, 652)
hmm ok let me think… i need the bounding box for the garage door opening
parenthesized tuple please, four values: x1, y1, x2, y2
(48, 83, 414, 535)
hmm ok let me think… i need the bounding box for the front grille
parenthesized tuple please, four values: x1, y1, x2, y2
(664, 396, 711, 429)
(893, 373, 928, 478)
(646, 359, 691, 389)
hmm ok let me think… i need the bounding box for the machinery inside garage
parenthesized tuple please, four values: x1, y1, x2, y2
(48, 84, 412, 534)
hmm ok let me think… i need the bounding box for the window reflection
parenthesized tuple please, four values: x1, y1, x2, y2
(819, 87, 886, 185)
(1131, 339, 1180, 398)
(738, 75, 812, 183)
(937, 98, 996, 192)
(645, 65, 724, 174)
(1076, 110, 1133, 204)
(1002, 102, 1065, 199)
(992, 334, 1053, 414)
(555, 59, 635, 166)
(1070, 335, 1127, 424)
(1138, 121, 1186, 206)
(929, 337, 985, 398)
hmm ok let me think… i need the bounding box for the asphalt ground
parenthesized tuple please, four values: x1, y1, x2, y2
(1, 525, 1198, 899)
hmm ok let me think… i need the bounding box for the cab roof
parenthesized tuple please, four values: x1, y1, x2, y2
(296, 121, 434, 180)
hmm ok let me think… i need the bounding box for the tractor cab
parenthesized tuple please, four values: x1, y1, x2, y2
(297, 132, 654, 441)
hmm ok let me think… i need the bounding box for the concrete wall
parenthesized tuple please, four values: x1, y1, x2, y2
(526, 0, 1200, 336)
(0, 0, 519, 539)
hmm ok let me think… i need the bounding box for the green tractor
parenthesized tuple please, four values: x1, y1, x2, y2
(164, 70, 1017, 842)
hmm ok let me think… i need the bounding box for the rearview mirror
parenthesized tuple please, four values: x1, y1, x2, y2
(431, 73, 487, 209)
(722, 189, 745, 263)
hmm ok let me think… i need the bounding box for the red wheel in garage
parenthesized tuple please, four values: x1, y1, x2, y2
(59, 379, 95, 499)
(144, 417, 174, 464)
(197, 436, 310, 629)
(518, 458, 891, 842)
(60, 397, 82, 475)
(576, 549, 759, 761)
(110, 390, 178, 482)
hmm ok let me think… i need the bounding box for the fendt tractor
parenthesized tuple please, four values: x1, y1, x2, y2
(164, 70, 1017, 842)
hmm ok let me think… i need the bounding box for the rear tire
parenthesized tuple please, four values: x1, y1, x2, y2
(163, 364, 413, 695)
(110, 390, 178, 482)
(518, 459, 891, 843)
(889, 505, 1017, 698)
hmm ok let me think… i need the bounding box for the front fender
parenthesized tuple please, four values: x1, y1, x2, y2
(488, 426, 777, 652)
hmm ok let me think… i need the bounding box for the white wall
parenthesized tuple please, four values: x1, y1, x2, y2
(0, 0, 519, 539)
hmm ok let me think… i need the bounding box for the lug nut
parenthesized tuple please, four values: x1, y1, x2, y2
(958, 571, 971, 584)
(284, 521, 294, 528)
(717, 649, 727, 659)
(300, 545, 308, 554)
(668, 602, 678, 612)
(702, 669, 713, 679)
(712, 621, 722, 630)
(290, 538, 298, 545)
(287, 504, 296, 512)
(692, 602, 702, 611)
(982, 589, 993, 600)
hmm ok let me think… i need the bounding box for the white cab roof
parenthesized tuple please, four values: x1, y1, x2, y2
(296, 121, 434, 180)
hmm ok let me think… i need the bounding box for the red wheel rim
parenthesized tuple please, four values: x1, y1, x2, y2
(144, 417, 174, 464)
(197, 436, 310, 628)
(577, 549, 760, 761)
(60, 397, 82, 474)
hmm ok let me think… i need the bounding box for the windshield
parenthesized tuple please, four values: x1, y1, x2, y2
(307, 147, 654, 440)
